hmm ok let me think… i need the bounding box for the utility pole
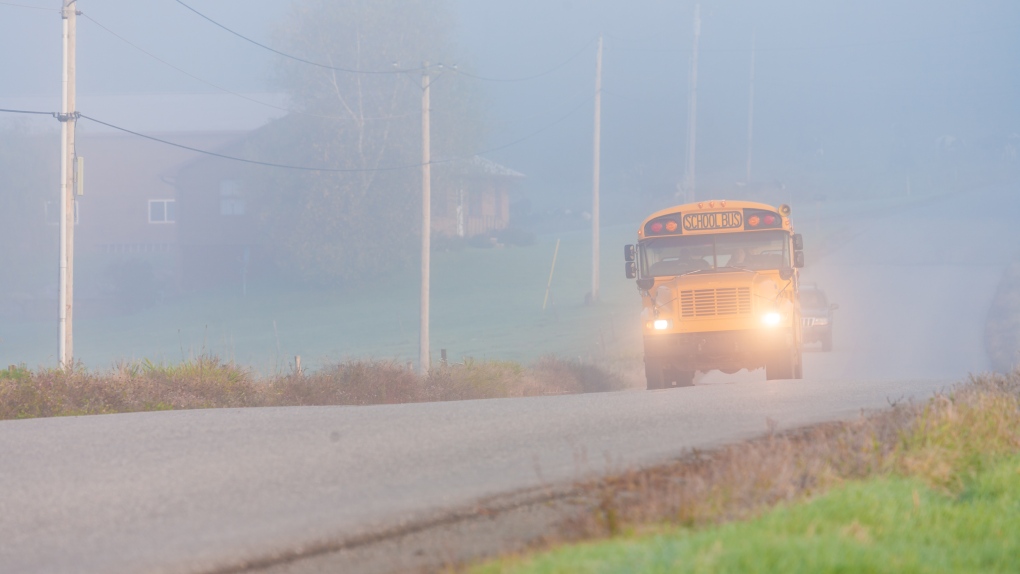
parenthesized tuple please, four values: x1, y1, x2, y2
(684, 3, 700, 203)
(58, 0, 78, 369)
(419, 62, 431, 375)
(591, 34, 603, 304)
(746, 30, 756, 186)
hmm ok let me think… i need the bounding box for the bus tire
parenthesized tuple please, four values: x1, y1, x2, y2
(644, 359, 664, 390)
(821, 332, 833, 352)
(766, 348, 795, 380)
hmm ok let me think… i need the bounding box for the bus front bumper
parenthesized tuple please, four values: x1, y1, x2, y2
(643, 328, 794, 372)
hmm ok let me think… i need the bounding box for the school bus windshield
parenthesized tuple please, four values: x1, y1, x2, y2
(641, 230, 790, 277)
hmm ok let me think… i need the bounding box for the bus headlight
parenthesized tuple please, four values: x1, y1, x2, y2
(761, 312, 782, 327)
(653, 319, 672, 330)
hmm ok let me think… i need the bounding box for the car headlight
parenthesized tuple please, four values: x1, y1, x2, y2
(761, 312, 782, 327)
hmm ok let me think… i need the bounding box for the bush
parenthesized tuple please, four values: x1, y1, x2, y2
(0, 355, 624, 419)
(270, 360, 421, 406)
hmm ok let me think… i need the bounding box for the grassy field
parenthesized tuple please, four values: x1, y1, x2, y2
(472, 373, 1020, 573)
(0, 355, 626, 420)
(475, 462, 1020, 573)
(0, 191, 953, 373)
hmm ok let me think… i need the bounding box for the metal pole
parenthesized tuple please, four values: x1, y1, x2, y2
(685, 3, 700, 202)
(58, 0, 77, 369)
(746, 30, 756, 185)
(591, 34, 602, 304)
(419, 63, 431, 375)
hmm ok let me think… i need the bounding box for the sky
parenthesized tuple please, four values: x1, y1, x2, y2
(2, 0, 1020, 372)
(2, 0, 1019, 213)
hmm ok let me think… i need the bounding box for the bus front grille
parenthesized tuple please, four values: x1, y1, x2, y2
(680, 287, 751, 317)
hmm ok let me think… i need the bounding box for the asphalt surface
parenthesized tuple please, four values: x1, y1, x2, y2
(0, 377, 952, 574)
(1, 182, 1017, 573)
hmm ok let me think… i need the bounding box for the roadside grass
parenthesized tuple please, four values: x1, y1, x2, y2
(0, 188, 939, 374)
(0, 354, 626, 420)
(471, 371, 1020, 573)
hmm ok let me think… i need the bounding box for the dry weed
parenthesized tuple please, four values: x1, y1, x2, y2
(558, 370, 1020, 541)
(0, 355, 623, 419)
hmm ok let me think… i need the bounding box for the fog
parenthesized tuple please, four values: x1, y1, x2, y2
(1, 0, 1018, 379)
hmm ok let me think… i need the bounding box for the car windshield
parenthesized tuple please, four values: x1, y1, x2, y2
(800, 289, 829, 308)
(641, 230, 790, 277)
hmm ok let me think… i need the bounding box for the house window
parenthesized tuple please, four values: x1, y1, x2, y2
(149, 199, 176, 223)
(220, 180, 246, 216)
(45, 200, 79, 225)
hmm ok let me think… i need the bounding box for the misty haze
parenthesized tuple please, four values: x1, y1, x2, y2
(1, 0, 1018, 379)
(1, 1, 1019, 572)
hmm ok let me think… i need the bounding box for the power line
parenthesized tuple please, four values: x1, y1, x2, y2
(0, 1, 57, 11)
(0, 107, 57, 115)
(173, 0, 423, 75)
(79, 113, 413, 172)
(77, 96, 586, 173)
(79, 12, 416, 122)
(173, 0, 595, 83)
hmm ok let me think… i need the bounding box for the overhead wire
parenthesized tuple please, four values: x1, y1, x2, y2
(0, 108, 58, 115)
(172, 0, 424, 75)
(0, 1, 57, 11)
(174, 0, 596, 83)
(79, 12, 418, 122)
(75, 93, 587, 173)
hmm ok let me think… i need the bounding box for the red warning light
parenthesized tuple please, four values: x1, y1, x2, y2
(764, 214, 776, 225)
(651, 222, 664, 233)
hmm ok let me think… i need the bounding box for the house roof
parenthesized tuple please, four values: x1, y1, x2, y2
(0, 92, 287, 134)
(451, 156, 525, 179)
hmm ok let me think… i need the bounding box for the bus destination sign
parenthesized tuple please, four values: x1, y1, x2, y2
(682, 211, 743, 231)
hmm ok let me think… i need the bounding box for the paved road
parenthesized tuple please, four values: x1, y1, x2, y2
(1, 183, 1016, 573)
(0, 376, 952, 574)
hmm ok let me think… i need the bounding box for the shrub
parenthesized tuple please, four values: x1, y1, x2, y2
(0, 355, 624, 419)
(270, 360, 421, 406)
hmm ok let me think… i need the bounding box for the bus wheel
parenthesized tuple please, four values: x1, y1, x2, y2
(663, 367, 695, 387)
(821, 332, 833, 352)
(644, 359, 664, 390)
(766, 348, 795, 380)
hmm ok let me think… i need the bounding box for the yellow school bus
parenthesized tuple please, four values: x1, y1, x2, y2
(624, 200, 805, 389)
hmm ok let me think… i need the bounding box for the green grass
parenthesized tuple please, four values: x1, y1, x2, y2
(475, 458, 1020, 574)
(472, 375, 1020, 574)
(0, 190, 952, 372)
(0, 354, 626, 419)
(0, 225, 644, 372)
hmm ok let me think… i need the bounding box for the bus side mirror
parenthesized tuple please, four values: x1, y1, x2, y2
(793, 233, 804, 251)
(625, 261, 637, 279)
(624, 244, 635, 262)
(794, 251, 805, 268)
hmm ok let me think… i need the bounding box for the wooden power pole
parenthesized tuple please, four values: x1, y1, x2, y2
(591, 34, 603, 304)
(746, 31, 756, 185)
(419, 63, 431, 375)
(58, 0, 77, 369)
(684, 3, 700, 203)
